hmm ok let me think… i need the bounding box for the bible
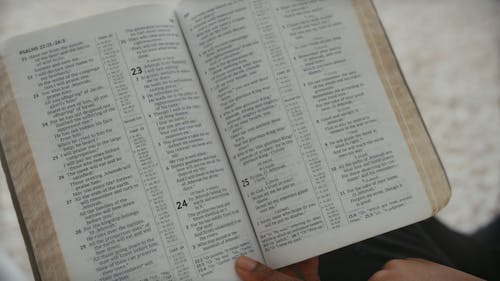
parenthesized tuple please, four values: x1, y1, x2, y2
(0, 0, 450, 280)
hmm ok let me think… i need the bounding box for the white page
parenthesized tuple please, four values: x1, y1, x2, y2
(178, 0, 432, 268)
(1, 5, 262, 280)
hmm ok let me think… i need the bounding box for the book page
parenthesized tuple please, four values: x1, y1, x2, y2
(178, 0, 432, 268)
(1, 5, 262, 281)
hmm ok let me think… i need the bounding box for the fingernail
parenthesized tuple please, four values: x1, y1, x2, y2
(236, 256, 258, 272)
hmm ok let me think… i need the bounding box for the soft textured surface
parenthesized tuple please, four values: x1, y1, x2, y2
(373, 0, 500, 232)
(0, 0, 499, 280)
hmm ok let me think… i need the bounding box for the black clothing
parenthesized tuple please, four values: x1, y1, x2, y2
(319, 217, 500, 280)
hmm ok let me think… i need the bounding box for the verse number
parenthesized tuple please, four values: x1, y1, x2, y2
(131, 66, 142, 76)
(176, 200, 188, 210)
(241, 178, 250, 187)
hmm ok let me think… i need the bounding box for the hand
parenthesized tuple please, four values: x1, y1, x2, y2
(369, 258, 485, 281)
(235, 256, 319, 281)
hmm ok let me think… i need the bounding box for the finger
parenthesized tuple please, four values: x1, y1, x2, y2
(368, 269, 392, 281)
(404, 257, 434, 264)
(297, 257, 320, 281)
(279, 266, 297, 278)
(235, 256, 300, 281)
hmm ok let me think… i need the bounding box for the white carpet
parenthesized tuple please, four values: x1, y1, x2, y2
(0, 0, 499, 280)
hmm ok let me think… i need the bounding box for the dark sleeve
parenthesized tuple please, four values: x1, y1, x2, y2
(319, 217, 500, 281)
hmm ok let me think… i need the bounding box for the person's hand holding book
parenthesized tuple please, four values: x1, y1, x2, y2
(235, 256, 319, 281)
(235, 256, 485, 281)
(368, 258, 484, 281)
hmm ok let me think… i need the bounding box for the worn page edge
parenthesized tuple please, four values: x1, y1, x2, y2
(0, 55, 70, 281)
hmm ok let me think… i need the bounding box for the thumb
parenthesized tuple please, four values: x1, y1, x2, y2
(235, 256, 300, 281)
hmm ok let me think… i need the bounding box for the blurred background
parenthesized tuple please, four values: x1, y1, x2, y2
(0, 0, 499, 280)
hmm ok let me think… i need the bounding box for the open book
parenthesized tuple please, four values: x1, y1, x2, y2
(0, 0, 451, 280)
